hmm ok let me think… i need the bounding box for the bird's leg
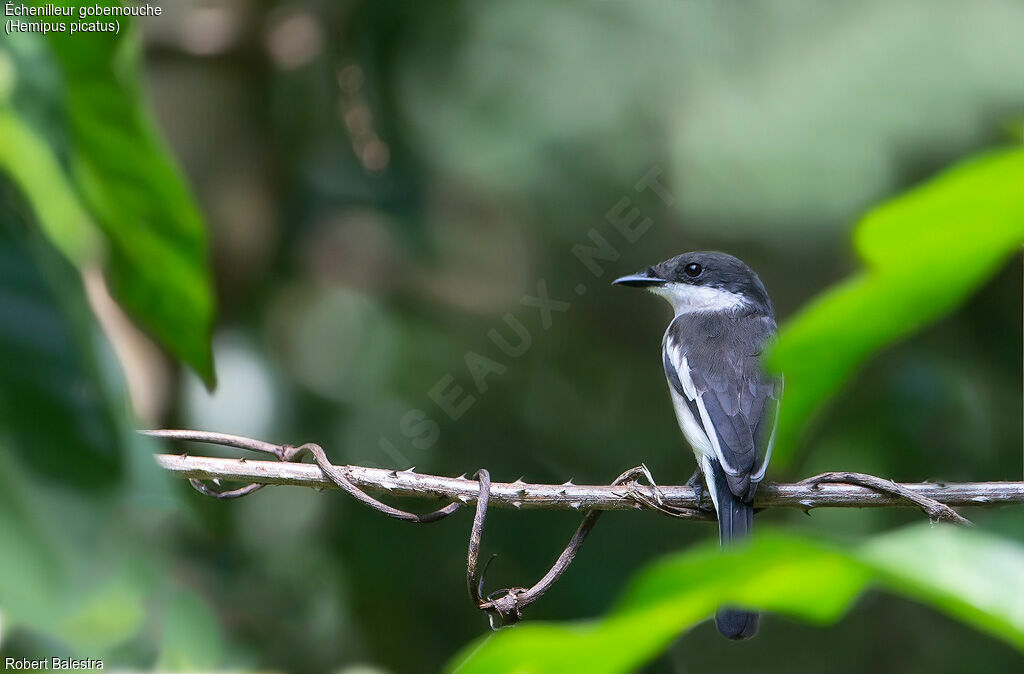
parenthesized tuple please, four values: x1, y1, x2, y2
(686, 467, 707, 510)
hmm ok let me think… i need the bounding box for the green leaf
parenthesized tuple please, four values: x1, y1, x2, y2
(0, 203, 121, 486)
(861, 525, 1024, 650)
(0, 447, 226, 665)
(0, 452, 147, 654)
(56, 575, 146, 653)
(0, 206, 223, 665)
(0, 108, 101, 266)
(770, 147, 1024, 460)
(41, 9, 216, 386)
(155, 590, 227, 671)
(446, 524, 1024, 674)
(0, 27, 224, 665)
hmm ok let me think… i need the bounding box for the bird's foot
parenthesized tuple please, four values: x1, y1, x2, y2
(685, 467, 711, 511)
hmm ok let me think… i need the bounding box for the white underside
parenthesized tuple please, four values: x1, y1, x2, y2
(668, 384, 722, 514)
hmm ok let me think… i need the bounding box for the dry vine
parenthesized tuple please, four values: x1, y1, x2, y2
(145, 429, 1024, 628)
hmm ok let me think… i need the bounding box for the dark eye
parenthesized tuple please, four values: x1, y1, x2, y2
(684, 263, 703, 278)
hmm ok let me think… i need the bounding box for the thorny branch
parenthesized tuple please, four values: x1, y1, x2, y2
(144, 429, 460, 523)
(465, 465, 700, 627)
(799, 471, 972, 526)
(146, 429, 1024, 628)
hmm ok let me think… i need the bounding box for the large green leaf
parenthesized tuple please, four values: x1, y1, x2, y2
(38, 8, 216, 386)
(0, 24, 215, 385)
(770, 147, 1024, 461)
(0, 108, 101, 266)
(447, 524, 1024, 674)
(0, 201, 121, 485)
(0, 199, 224, 666)
(0, 202, 141, 646)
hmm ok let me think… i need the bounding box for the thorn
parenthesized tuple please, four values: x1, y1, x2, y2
(457, 494, 472, 503)
(212, 478, 221, 487)
(238, 457, 247, 463)
(381, 482, 395, 491)
(972, 495, 989, 503)
(799, 499, 815, 509)
(387, 470, 398, 478)
(401, 466, 417, 474)
(512, 501, 522, 508)
(457, 473, 468, 480)
(569, 501, 582, 510)
(512, 476, 526, 486)
(561, 479, 574, 487)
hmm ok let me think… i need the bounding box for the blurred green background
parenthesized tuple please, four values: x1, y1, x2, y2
(1, 1, 1023, 672)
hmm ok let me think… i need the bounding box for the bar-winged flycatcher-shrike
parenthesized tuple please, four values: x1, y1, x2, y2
(613, 251, 782, 640)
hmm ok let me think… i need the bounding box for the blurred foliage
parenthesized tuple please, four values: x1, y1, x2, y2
(0, 3, 222, 668)
(771, 148, 1024, 461)
(0, 212, 226, 666)
(449, 524, 1024, 673)
(0, 1, 215, 386)
(49, 22, 216, 386)
(0, 209, 120, 485)
(0, 109, 101, 264)
(399, 0, 1024, 238)
(1, 1, 1023, 673)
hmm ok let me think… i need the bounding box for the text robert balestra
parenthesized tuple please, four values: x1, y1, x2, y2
(4, 657, 103, 670)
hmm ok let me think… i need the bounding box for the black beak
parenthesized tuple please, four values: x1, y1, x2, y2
(612, 271, 667, 288)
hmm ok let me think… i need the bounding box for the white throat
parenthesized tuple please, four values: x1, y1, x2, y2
(650, 282, 748, 316)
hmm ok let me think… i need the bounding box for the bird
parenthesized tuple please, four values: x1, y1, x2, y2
(613, 251, 782, 640)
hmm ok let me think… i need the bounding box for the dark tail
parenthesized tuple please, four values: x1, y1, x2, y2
(710, 461, 759, 640)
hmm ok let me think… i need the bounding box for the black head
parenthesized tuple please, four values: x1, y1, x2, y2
(613, 251, 773, 317)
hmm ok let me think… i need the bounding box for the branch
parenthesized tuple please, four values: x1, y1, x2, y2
(154, 453, 1024, 512)
(466, 466, 671, 628)
(146, 430, 461, 523)
(799, 471, 973, 525)
(145, 428, 1024, 630)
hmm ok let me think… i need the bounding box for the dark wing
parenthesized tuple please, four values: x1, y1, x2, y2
(664, 313, 781, 501)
